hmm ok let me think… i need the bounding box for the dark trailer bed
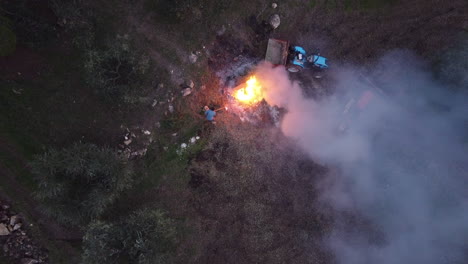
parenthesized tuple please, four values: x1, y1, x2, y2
(265, 39, 289, 66)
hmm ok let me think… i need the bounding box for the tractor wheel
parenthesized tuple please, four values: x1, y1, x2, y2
(286, 64, 301, 73)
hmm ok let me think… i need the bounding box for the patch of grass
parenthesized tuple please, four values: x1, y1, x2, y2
(143, 113, 204, 188)
(359, 0, 398, 9)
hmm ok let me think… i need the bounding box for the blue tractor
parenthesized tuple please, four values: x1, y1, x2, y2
(286, 46, 328, 73)
(265, 39, 329, 73)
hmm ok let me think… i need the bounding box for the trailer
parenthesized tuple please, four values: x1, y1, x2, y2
(265, 38, 328, 73)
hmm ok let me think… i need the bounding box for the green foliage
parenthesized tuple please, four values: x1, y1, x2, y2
(30, 143, 133, 225)
(84, 35, 151, 102)
(0, 17, 16, 56)
(82, 208, 177, 264)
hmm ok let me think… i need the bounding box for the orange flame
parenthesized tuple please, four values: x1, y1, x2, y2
(233, 76, 263, 106)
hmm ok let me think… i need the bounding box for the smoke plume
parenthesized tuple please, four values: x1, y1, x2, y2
(256, 51, 468, 264)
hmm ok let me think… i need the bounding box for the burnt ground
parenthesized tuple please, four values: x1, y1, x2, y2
(0, 0, 467, 263)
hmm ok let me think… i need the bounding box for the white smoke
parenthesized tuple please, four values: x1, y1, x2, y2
(256, 53, 468, 264)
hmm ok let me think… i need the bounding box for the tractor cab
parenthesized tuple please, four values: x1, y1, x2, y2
(287, 46, 328, 72)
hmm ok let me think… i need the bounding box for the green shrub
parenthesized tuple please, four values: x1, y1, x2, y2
(30, 143, 133, 225)
(82, 209, 177, 264)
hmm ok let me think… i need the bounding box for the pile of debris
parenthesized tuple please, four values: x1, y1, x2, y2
(118, 127, 154, 160)
(0, 202, 48, 264)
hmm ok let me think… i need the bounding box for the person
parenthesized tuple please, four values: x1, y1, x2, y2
(204, 106, 216, 122)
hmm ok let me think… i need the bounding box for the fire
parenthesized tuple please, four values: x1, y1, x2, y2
(233, 76, 263, 106)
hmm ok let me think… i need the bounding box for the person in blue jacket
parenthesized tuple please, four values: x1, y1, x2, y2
(204, 106, 216, 122)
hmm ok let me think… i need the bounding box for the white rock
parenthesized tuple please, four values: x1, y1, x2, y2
(20, 258, 38, 264)
(124, 139, 132, 145)
(189, 53, 197, 63)
(9, 215, 19, 226)
(217, 25, 226, 36)
(181, 143, 187, 149)
(272, 3, 278, 8)
(190, 137, 196, 144)
(13, 223, 22, 231)
(172, 133, 177, 137)
(196, 136, 200, 140)
(269, 14, 280, 29)
(182, 88, 192, 96)
(151, 99, 158, 107)
(168, 104, 174, 113)
(0, 224, 10, 236)
(143, 130, 151, 135)
(189, 80, 194, 88)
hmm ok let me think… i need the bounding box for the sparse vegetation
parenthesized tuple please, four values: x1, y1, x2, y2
(0, 17, 16, 56)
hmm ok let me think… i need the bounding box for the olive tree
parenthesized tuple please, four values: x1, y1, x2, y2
(81, 209, 177, 264)
(84, 36, 151, 103)
(31, 143, 133, 225)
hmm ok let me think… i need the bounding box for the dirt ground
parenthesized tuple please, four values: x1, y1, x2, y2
(0, 0, 467, 263)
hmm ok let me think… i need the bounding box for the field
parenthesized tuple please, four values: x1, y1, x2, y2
(0, 0, 467, 263)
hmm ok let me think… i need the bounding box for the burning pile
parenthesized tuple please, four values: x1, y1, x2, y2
(233, 76, 264, 107)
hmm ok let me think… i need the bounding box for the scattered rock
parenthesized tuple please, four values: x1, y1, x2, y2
(20, 258, 38, 264)
(10, 215, 19, 226)
(0, 224, 10, 236)
(168, 104, 174, 113)
(182, 88, 192, 96)
(272, 2, 278, 8)
(13, 223, 22, 231)
(12, 88, 23, 95)
(189, 53, 197, 63)
(217, 25, 226, 36)
(124, 139, 132, 145)
(269, 14, 280, 29)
